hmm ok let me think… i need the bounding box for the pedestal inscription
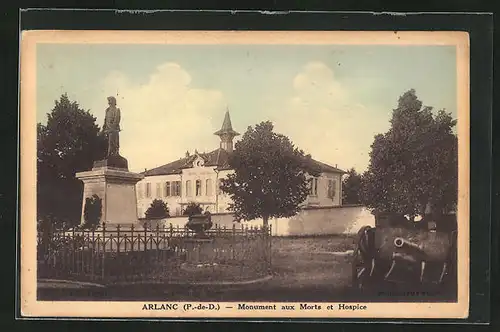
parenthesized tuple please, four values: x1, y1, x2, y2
(76, 166, 144, 225)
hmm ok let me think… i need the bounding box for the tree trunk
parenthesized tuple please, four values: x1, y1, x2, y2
(262, 215, 269, 230)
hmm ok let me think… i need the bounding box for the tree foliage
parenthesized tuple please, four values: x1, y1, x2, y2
(37, 94, 107, 227)
(182, 202, 203, 217)
(145, 199, 170, 219)
(342, 168, 363, 205)
(82, 194, 102, 229)
(361, 89, 458, 221)
(220, 121, 320, 227)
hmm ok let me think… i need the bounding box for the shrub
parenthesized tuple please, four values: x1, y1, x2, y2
(145, 199, 170, 219)
(182, 202, 203, 216)
(83, 194, 102, 229)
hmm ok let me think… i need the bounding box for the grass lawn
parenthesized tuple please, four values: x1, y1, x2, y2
(38, 234, 456, 302)
(44, 235, 357, 301)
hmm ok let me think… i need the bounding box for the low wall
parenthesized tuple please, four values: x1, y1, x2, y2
(143, 205, 375, 236)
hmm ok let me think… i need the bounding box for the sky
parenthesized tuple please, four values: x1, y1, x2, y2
(36, 43, 457, 173)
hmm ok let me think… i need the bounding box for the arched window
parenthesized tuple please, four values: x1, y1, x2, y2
(186, 180, 192, 196)
(206, 179, 212, 196)
(196, 180, 202, 196)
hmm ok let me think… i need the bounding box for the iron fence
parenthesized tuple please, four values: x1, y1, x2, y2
(37, 223, 272, 284)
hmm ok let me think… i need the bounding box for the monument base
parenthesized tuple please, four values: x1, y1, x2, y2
(93, 154, 129, 170)
(76, 165, 144, 226)
(183, 237, 216, 264)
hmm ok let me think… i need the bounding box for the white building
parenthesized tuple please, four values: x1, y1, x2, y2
(136, 111, 345, 218)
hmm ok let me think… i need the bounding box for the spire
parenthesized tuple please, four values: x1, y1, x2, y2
(214, 108, 239, 153)
(214, 108, 240, 137)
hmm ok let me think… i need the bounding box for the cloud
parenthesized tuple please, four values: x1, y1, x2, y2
(269, 61, 389, 173)
(91, 62, 226, 172)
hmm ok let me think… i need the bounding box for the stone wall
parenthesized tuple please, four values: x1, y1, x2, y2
(142, 205, 375, 236)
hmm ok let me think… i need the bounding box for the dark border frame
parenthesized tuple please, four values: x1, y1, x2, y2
(15, 9, 493, 325)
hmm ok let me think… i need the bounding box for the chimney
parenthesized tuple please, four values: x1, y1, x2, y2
(185, 151, 190, 158)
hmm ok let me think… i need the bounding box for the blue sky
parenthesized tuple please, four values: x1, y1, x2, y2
(37, 43, 457, 173)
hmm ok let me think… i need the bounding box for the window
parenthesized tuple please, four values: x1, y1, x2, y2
(327, 179, 336, 199)
(156, 183, 161, 197)
(309, 177, 318, 196)
(164, 181, 171, 197)
(206, 179, 212, 196)
(196, 180, 202, 196)
(186, 180, 192, 196)
(145, 183, 151, 198)
(172, 181, 181, 196)
(175, 207, 181, 216)
(137, 183, 143, 199)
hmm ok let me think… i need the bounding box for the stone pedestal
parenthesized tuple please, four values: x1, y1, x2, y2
(76, 160, 144, 226)
(183, 238, 216, 265)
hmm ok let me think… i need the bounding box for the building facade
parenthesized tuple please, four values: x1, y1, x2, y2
(136, 111, 345, 218)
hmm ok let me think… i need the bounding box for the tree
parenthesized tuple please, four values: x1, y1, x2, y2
(361, 89, 458, 221)
(342, 168, 363, 205)
(182, 202, 203, 217)
(145, 199, 170, 219)
(82, 194, 102, 229)
(220, 121, 320, 228)
(37, 94, 107, 227)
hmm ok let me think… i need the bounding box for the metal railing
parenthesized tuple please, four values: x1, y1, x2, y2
(37, 223, 272, 284)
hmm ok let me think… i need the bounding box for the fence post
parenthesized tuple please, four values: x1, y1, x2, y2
(117, 224, 121, 254)
(131, 224, 135, 251)
(71, 226, 76, 274)
(232, 224, 236, 260)
(268, 224, 272, 275)
(81, 229, 85, 275)
(161, 224, 165, 250)
(91, 227, 95, 280)
(144, 223, 147, 252)
(156, 224, 160, 249)
(101, 222, 106, 280)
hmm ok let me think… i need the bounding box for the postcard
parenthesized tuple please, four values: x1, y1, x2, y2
(20, 30, 470, 319)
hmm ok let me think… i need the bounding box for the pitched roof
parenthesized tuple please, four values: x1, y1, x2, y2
(214, 110, 240, 137)
(142, 148, 231, 176)
(310, 159, 346, 174)
(143, 149, 344, 177)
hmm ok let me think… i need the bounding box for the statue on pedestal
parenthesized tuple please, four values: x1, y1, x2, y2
(102, 96, 121, 157)
(94, 96, 128, 170)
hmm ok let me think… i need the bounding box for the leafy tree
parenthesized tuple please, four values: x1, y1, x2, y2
(342, 168, 363, 205)
(82, 194, 102, 229)
(220, 121, 320, 228)
(182, 202, 203, 217)
(361, 89, 458, 221)
(145, 199, 170, 219)
(37, 94, 107, 227)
